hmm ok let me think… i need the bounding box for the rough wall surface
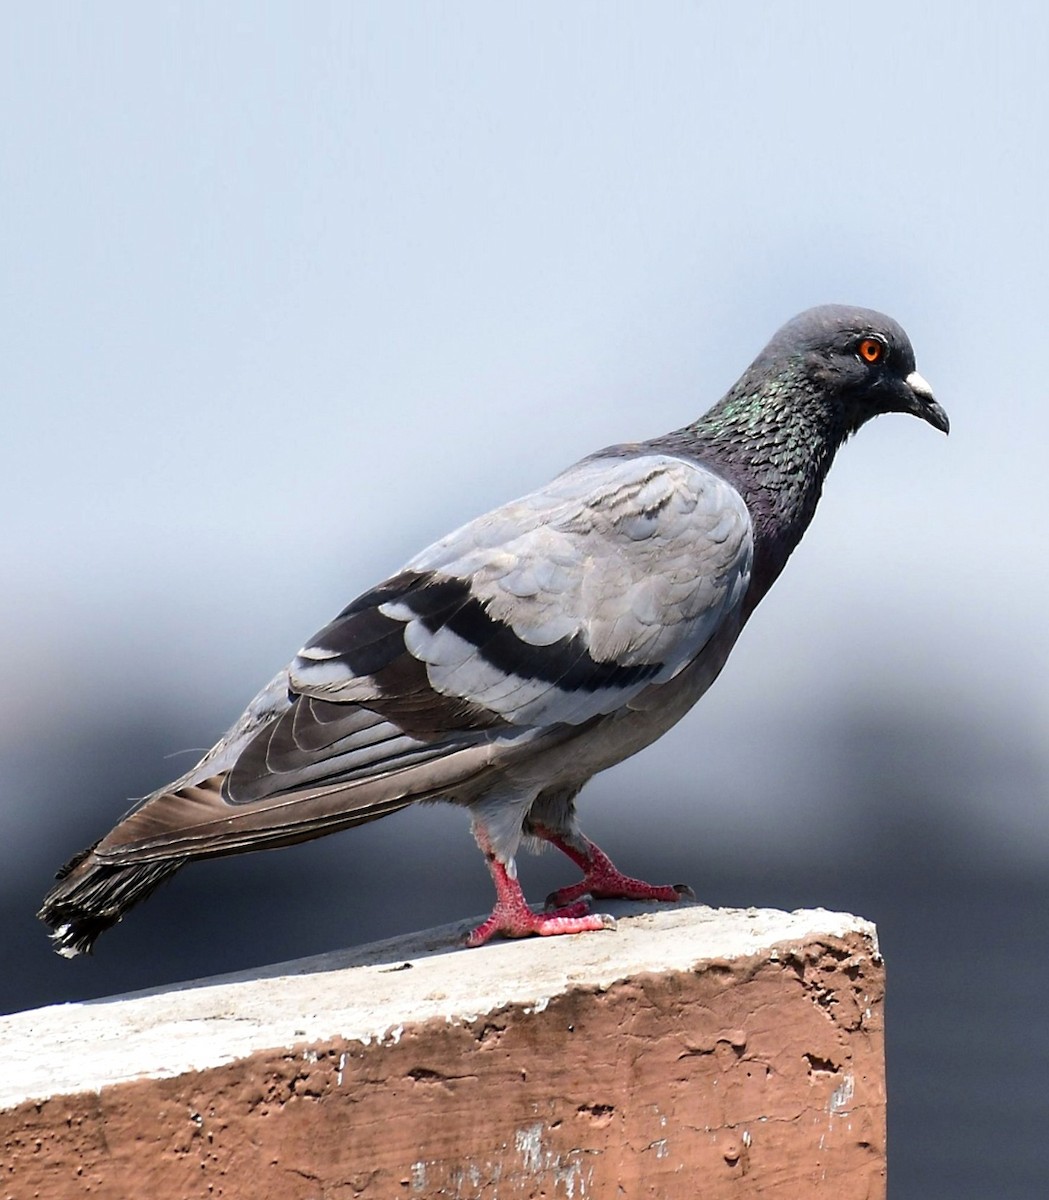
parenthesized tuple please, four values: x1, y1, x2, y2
(2, 905, 885, 1198)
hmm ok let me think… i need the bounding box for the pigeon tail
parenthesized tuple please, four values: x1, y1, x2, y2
(38, 846, 186, 957)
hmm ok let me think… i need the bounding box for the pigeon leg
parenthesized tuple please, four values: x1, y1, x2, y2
(466, 828, 616, 947)
(536, 828, 695, 910)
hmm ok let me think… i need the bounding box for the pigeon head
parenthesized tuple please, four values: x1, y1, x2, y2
(758, 304, 949, 435)
(654, 304, 950, 586)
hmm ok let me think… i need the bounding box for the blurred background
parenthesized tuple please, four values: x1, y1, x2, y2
(2, 5, 1046, 1196)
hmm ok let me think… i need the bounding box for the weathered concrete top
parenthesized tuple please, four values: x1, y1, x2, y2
(3, 902, 877, 1110)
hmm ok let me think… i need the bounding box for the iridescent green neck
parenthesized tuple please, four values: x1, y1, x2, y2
(647, 366, 853, 599)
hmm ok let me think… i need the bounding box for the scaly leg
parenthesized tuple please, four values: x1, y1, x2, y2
(466, 826, 616, 947)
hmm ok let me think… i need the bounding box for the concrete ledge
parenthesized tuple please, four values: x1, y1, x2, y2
(3, 903, 885, 1198)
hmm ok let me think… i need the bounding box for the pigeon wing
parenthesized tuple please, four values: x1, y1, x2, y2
(94, 452, 752, 861)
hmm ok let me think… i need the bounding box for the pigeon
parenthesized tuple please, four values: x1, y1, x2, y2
(39, 305, 948, 957)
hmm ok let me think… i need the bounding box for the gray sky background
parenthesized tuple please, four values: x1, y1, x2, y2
(3, 5, 1047, 871)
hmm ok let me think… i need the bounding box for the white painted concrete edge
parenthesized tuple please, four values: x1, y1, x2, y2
(3, 902, 877, 1110)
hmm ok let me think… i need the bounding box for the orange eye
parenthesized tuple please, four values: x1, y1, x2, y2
(858, 337, 884, 364)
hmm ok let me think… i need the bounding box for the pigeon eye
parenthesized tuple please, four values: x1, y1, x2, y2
(858, 337, 885, 364)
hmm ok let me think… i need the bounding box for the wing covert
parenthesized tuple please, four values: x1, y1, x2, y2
(291, 453, 753, 733)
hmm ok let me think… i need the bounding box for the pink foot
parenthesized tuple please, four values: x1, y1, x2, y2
(466, 855, 616, 948)
(538, 830, 696, 911)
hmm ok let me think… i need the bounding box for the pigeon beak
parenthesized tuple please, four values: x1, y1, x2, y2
(904, 370, 950, 434)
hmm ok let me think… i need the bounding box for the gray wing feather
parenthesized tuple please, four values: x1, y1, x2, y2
(295, 453, 753, 731)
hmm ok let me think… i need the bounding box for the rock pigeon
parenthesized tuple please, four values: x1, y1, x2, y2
(39, 305, 948, 957)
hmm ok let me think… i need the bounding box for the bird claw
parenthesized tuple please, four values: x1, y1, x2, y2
(545, 874, 695, 909)
(534, 828, 696, 910)
(545, 896, 593, 919)
(464, 904, 615, 948)
(464, 851, 616, 947)
(544, 889, 594, 913)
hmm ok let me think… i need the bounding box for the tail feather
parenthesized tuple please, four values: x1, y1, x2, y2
(38, 850, 187, 957)
(37, 713, 519, 956)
